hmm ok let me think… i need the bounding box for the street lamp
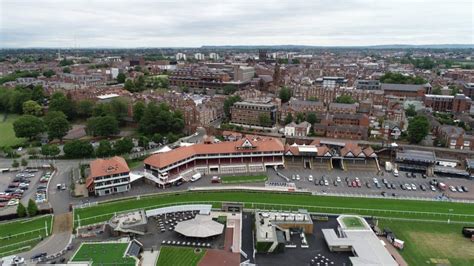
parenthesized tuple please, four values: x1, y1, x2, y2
(448, 209, 453, 224)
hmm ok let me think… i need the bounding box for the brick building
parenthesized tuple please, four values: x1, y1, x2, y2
(230, 100, 277, 128)
(424, 94, 471, 113)
(382, 83, 431, 99)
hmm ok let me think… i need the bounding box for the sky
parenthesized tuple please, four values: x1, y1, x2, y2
(0, 0, 473, 48)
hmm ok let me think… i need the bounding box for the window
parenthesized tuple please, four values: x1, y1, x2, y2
(464, 141, 470, 147)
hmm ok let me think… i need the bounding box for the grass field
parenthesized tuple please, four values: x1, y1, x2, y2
(378, 219, 474, 266)
(74, 191, 474, 227)
(0, 215, 53, 256)
(156, 246, 206, 266)
(341, 216, 365, 229)
(221, 174, 267, 184)
(71, 242, 136, 266)
(0, 113, 26, 147)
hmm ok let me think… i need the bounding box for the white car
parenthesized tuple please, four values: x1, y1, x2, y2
(308, 175, 314, 182)
(373, 177, 378, 183)
(406, 184, 412, 191)
(336, 176, 341, 182)
(7, 199, 19, 206)
(292, 175, 296, 180)
(411, 184, 417, 190)
(324, 180, 329, 186)
(430, 185, 436, 191)
(449, 186, 457, 192)
(296, 174, 300, 181)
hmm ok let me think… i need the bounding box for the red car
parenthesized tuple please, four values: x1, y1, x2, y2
(0, 202, 6, 208)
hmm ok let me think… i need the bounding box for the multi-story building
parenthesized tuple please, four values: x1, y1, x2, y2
(209, 53, 220, 60)
(462, 82, 474, 98)
(321, 113, 370, 127)
(424, 94, 471, 113)
(437, 125, 474, 150)
(313, 125, 368, 140)
(86, 156, 131, 196)
(280, 99, 325, 122)
(314, 77, 348, 88)
(230, 100, 277, 128)
(176, 53, 187, 61)
(382, 83, 431, 99)
(328, 103, 357, 114)
(234, 65, 255, 82)
(143, 137, 284, 187)
(194, 53, 205, 60)
(355, 80, 381, 90)
(284, 121, 312, 137)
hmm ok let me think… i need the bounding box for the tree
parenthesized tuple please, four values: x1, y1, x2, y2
(138, 102, 185, 136)
(114, 138, 134, 154)
(27, 199, 38, 216)
(295, 112, 305, 123)
(12, 159, 19, 168)
(62, 67, 71, 73)
(124, 79, 134, 91)
(116, 72, 126, 83)
(380, 72, 427, 85)
(48, 92, 75, 119)
(63, 140, 94, 158)
(449, 85, 460, 95)
(76, 100, 95, 119)
(284, 113, 293, 125)
(223, 95, 241, 118)
(59, 59, 74, 66)
(22, 100, 42, 116)
(258, 114, 272, 127)
(86, 116, 119, 137)
(133, 101, 146, 122)
(96, 140, 114, 157)
(279, 87, 291, 103)
(432, 86, 442, 95)
(41, 144, 60, 157)
(31, 85, 45, 103)
(223, 85, 237, 95)
(109, 98, 128, 122)
(17, 202, 27, 217)
(42, 69, 55, 78)
(306, 112, 319, 125)
(21, 158, 28, 167)
(407, 115, 430, 144)
(335, 95, 356, 104)
(405, 104, 417, 117)
(152, 133, 163, 144)
(138, 135, 149, 148)
(13, 115, 45, 140)
(45, 114, 71, 141)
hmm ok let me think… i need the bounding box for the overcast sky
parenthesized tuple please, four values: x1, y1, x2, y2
(0, 0, 473, 48)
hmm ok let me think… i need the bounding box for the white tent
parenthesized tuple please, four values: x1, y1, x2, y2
(151, 145, 172, 154)
(174, 215, 224, 238)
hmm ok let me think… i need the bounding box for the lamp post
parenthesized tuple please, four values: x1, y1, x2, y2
(448, 209, 453, 224)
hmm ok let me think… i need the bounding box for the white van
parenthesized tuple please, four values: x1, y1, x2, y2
(393, 169, 399, 177)
(191, 173, 202, 182)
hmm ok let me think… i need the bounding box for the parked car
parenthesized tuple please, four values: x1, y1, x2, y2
(457, 186, 464, 193)
(296, 174, 300, 181)
(190, 173, 201, 182)
(7, 199, 19, 206)
(366, 182, 372, 188)
(411, 184, 417, 190)
(211, 176, 221, 184)
(449, 186, 457, 192)
(30, 253, 47, 260)
(336, 176, 341, 182)
(308, 175, 314, 182)
(430, 185, 436, 191)
(461, 186, 469, 192)
(420, 185, 426, 191)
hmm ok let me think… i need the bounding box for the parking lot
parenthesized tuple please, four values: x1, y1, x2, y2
(268, 168, 474, 201)
(0, 168, 54, 214)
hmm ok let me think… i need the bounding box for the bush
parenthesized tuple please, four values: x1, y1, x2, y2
(17, 202, 27, 217)
(27, 199, 38, 216)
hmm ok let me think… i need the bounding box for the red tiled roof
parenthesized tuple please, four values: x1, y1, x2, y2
(89, 156, 130, 178)
(145, 137, 284, 169)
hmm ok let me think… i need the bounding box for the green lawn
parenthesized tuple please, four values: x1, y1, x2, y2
(0, 215, 53, 256)
(74, 191, 474, 227)
(156, 246, 206, 266)
(341, 216, 365, 229)
(0, 113, 26, 147)
(71, 242, 136, 266)
(378, 219, 474, 266)
(221, 174, 267, 184)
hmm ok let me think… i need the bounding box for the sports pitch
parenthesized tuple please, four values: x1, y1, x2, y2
(156, 246, 206, 266)
(70, 242, 136, 266)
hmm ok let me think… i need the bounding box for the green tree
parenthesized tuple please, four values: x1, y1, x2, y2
(405, 104, 417, 117)
(22, 100, 42, 116)
(138, 102, 184, 135)
(96, 140, 114, 157)
(279, 87, 291, 103)
(63, 140, 94, 158)
(380, 72, 427, 85)
(284, 113, 293, 125)
(12, 159, 19, 168)
(27, 199, 38, 216)
(114, 138, 134, 154)
(258, 114, 272, 127)
(13, 115, 45, 140)
(124, 79, 134, 91)
(86, 115, 119, 137)
(59, 59, 74, 66)
(17, 202, 27, 217)
(41, 144, 60, 157)
(152, 133, 163, 144)
(62, 67, 71, 73)
(295, 112, 305, 123)
(116, 72, 126, 83)
(133, 101, 146, 122)
(432, 86, 442, 95)
(45, 113, 71, 141)
(407, 115, 430, 144)
(109, 98, 128, 122)
(223, 95, 241, 118)
(21, 158, 28, 167)
(138, 135, 149, 148)
(449, 85, 460, 95)
(48, 92, 75, 119)
(31, 85, 45, 103)
(223, 85, 237, 95)
(306, 112, 319, 125)
(76, 100, 95, 119)
(335, 95, 356, 104)
(42, 69, 56, 78)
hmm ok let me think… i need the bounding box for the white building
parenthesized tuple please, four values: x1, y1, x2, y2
(209, 53, 220, 60)
(176, 53, 187, 61)
(194, 53, 205, 60)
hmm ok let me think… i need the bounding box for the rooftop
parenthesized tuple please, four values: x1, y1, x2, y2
(396, 150, 436, 163)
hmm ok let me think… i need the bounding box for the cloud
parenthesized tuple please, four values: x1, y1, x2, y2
(0, 0, 472, 47)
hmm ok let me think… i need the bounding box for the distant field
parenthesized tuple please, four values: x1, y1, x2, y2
(221, 174, 267, 184)
(0, 215, 53, 256)
(73, 191, 474, 227)
(71, 242, 136, 266)
(156, 246, 206, 266)
(0, 113, 25, 147)
(378, 220, 474, 266)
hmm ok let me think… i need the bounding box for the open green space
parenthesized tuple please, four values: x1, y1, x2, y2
(74, 191, 474, 227)
(341, 216, 365, 229)
(221, 174, 267, 184)
(71, 242, 136, 266)
(378, 219, 474, 266)
(0, 215, 53, 256)
(0, 113, 26, 147)
(156, 246, 206, 266)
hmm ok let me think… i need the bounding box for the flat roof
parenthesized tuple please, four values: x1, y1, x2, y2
(323, 215, 397, 266)
(97, 93, 120, 99)
(434, 166, 469, 176)
(396, 150, 436, 163)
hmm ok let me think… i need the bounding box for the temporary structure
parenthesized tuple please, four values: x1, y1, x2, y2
(174, 214, 224, 238)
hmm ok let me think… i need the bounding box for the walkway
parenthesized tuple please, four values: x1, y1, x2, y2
(141, 250, 160, 266)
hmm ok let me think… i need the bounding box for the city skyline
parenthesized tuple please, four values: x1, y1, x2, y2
(1, 0, 473, 48)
